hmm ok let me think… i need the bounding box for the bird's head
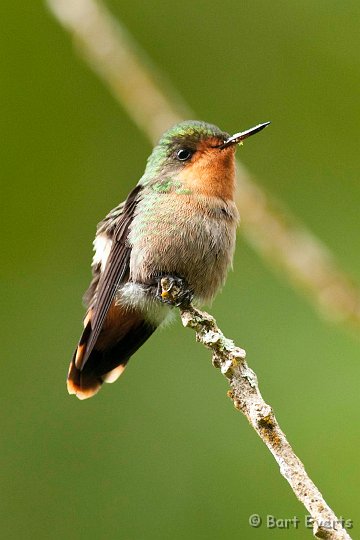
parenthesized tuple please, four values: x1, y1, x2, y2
(143, 120, 270, 199)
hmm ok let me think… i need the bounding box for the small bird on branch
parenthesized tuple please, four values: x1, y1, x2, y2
(67, 120, 270, 399)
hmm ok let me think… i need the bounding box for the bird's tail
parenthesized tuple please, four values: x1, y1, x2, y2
(67, 308, 157, 400)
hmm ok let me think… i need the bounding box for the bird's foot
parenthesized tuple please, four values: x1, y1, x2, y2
(154, 274, 194, 307)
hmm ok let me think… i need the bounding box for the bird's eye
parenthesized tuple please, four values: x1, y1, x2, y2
(176, 148, 193, 162)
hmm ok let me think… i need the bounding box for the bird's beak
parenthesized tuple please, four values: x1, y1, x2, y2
(219, 121, 271, 149)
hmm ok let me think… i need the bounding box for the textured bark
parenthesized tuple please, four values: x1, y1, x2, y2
(157, 277, 353, 540)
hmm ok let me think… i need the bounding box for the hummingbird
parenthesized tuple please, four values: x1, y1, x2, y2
(67, 120, 270, 399)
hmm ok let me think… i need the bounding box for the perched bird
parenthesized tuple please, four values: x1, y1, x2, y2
(68, 120, 270, 399)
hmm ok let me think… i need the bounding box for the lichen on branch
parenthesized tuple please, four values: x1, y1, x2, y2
(160, 277, 352, 540)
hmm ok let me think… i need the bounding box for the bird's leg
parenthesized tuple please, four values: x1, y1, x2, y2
(159, 275, 194, 307)
(146, 274, 194, 307)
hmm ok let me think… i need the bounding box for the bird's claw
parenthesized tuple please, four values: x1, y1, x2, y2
(156, 275, 193, 307)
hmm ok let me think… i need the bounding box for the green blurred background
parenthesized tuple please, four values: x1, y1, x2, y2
(2, 1, 360, 539)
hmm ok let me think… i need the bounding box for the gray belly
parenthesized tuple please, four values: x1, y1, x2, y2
(128, 195, 238, 304)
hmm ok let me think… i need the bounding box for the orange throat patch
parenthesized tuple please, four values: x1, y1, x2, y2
(177, 139, 236, 200)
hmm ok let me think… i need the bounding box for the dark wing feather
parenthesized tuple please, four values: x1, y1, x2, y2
(83, 200, 127, 309)
(79, 184, 142, 369)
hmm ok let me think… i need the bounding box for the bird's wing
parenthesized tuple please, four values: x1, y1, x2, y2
(83, 197, 127, 310)
(76, 184, 143, 370)
(82, 199, 127, 309)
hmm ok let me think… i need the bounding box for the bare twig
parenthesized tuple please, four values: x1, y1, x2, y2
(47, 0, 360, 332)
(47, 0, 184, 141)
(158, 276, 351, 540)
